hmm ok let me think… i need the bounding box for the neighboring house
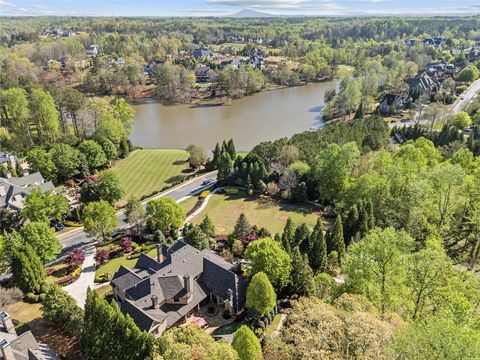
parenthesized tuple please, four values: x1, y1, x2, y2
(0, 172, 54, 211)
(425, 61, 456, 77)
(192, 47, 214, 60)
(62, 29, 75, 37)
(379, 94, 412, 115)
(423, 37, 444, 47)
(467, 47, 480, 62)
(226, 35, 245, 43)
(86, 45, 99, 56)
(406, 72, 440, 95)
(194, 65, 215, 83)
(0, 311, 60, 360)
(0, 153, 16, 168)
(111, 241, 247, 337)
(406, 39, 417, 47)
(143, 60, 164, 76)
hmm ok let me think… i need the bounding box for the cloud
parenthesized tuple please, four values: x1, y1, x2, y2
(0, 0, 15, 7)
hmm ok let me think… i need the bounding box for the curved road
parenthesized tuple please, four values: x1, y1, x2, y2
(59, 171, 217, 256)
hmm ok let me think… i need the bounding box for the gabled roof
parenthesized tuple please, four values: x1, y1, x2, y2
(0, 172, 54, 210)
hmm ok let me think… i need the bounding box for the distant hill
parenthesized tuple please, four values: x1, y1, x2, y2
(230, 9, 277, 18)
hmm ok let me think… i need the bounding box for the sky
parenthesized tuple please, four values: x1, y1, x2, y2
(1, 0, 480, 17)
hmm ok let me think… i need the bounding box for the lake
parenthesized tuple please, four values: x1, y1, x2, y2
(129, 80, 339, 151)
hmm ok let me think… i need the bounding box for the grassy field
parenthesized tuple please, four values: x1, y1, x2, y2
(112, 149, 190, 202)
(183, 191, 321, 235)
(334, 65, 355, 79)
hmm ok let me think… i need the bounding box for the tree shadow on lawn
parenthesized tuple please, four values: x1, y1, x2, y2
(172, 159, 188, 165)
(28, 318, 84, 360)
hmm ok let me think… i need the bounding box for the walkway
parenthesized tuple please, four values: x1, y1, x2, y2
(63, 245, 97, 309)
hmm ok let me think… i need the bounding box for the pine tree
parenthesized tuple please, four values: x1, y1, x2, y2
(281, 218, 295, 253)
(329, 215, 346, 262)
(199, 215, 216, 238)
(290, 246, 316, 296)
(209, 142, 221, 170)
(309, 218, 327, 273)
(358, 203, 370, 239)
(344, 204, 359, 246)
(217, 150, 233, 183)
(11, 243, 45, 294)
(232, 325, 263, 360)
(296, 223, 311, 253)
(227, 138, 236, 159)
(82, 289, 157, 360)
(233, 213, 252, 239)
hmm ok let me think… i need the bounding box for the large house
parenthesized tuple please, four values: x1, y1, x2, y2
(111, 241, 247, 337)
(86, 45, 99, 57)
(0, 311, 60, 360)
(0, 153, 16, 168)
(379, 94, 412, 115)
(406, 71, 440, 96)
(192, 47, 214, 60)
(0, 172, 54, 211)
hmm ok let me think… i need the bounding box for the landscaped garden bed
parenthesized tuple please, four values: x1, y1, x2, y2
(94, 237, 158, 283)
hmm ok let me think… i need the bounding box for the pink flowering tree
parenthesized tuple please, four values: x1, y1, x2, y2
(66, 248, 85, 269)
(95, 249, 110, 265)
(242, 231, 258, 246)
(120, 237, 133, 253)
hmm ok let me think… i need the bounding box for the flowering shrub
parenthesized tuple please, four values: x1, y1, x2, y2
(120, 237, 133, 253)
(66, 249, 85, 268)
(95, 249, 110, 265)
(242, 231, 258, 246)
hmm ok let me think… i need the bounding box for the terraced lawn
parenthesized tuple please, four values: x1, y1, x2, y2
(112, 149, 191, 202)
(183, 190, 322, 235)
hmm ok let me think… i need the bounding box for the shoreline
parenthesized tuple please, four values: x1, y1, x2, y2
(126, 77, 334, 107)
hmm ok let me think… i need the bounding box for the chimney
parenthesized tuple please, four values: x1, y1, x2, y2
(0, 339, 15, 360)
(151, 295, 159, 309)
(0, 311, 16, 336)
(183, 274, 192, 293)
(156, 244, 164, 263)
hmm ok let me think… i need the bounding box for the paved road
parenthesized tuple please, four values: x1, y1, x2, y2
(58, 171, 218, 256)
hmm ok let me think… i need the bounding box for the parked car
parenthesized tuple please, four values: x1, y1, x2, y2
(50, 221, 65, 232)
(202, 179, 213, 185)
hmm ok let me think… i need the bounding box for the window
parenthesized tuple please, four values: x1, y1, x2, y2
(174, 298, 180, 303)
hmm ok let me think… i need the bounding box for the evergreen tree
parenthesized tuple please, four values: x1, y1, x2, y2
(209, 142, 221, 170)
(290, 246, 316, 296)
(82, 289, 157, 360)
(344, 204, 359, 246)
(233, 213, 251, 239)
(183, 223, 210, 250)
(295, 223, 311, 253)
(11, 243, 45, 294)
(328, 215, 346, 262)
(309, 218, 327, 273)
(281, 218, 295, 253)
(217, 150, 234, 183)
(232, 325, 263, 360)
(227, 138, 236, 159)
(358, 204, 370, 239)
(199, 215, 216, 238)
(366, 200, 375, 230)
(246, 272, 276, 316)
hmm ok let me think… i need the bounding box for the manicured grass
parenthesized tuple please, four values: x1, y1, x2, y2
(112, 149, 191, 202)
(212, 318, 248, 336)
(183, 191, 322, 235)
(45, 262, 70, 284)
(265, 314, 282, 337)
(334, 65, 355, 79)
(95, 284, 113, 298)
(4, 302, 43, 324)
(96, 248, 158, 278)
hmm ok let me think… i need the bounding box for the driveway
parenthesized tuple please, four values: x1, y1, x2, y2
(63, 245, 96, 309)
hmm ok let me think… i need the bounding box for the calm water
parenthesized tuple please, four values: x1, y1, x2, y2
(129, 80, 339, 151)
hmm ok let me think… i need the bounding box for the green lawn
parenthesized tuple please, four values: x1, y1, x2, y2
(112, 149, 191, 202)
(96, 248, 158, 278)
(334, 65, 355, 79)
(265, 314, 282, 337)
(183, 191, 322, 235)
